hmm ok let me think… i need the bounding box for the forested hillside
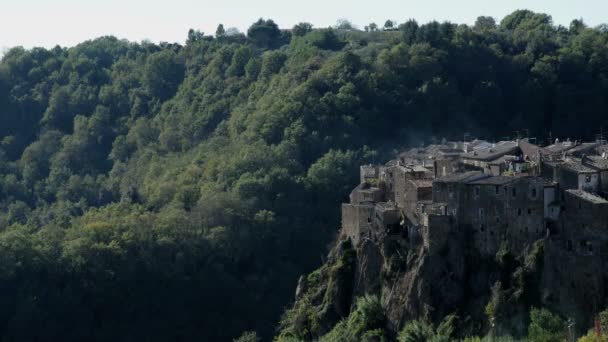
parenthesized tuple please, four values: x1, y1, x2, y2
(0, 11, 607, 341)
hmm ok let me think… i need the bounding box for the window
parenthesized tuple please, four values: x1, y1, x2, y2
(475, 186, 480, 197)
(517, 208, 522, 216)
(525, 226, 529, 234)
(504, 187, 508, 196)
(531, 188, 537, 198)
(495, 186, 500, 195)
(585, 175, 592, 183)
(480, 224, 485, 232)
(479, 208, 484, 219)
(528, 208, 532, 215)
(367, 217, 371, 223)
(512, 188, 517, 197)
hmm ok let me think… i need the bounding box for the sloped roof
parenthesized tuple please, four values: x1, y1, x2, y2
(467, 175, 522, 186)
(461, 141, 519, 161)
(435, 171, 486, 183)
(565, 189, 608, 204)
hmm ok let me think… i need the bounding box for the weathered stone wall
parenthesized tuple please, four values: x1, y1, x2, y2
(341, 203, 374, 245)
(458, 177, 545, 255)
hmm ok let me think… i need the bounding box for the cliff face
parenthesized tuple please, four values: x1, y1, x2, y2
(278, 227, 608, 340)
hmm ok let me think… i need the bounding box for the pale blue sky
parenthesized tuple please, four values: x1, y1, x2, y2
(1, 0, 607, 50)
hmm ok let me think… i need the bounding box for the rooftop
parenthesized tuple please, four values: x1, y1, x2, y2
(544, 141, 576, 153)
(565, 189, 608, 204)
(461, 141, 519, 161)
(467, 175, 523, 186)
(408, 179, 434, 188)
(561, 158, 598, 174)
(435, 171, 486, 183)
(566, 143, 599, 155)
(585, 155, 608, 170)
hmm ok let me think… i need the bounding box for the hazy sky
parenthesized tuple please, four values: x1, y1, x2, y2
(1, 0, 607, 50)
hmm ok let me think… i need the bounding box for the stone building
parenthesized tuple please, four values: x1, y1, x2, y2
(340, 136, 608, 260)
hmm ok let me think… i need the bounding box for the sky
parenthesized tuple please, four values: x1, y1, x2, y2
(1, 0, 607, 51)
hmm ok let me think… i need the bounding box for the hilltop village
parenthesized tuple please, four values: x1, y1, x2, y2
(342, 137, 608, 258)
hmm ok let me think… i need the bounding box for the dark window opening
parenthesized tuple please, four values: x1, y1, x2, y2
(512, 188, 517, 197)
(480, 224, 485, 232)
(495, 186, 500, 195)
(528, 208, 532, 215)
(517, 208, 522, 216)
(531, 188, 537, 198)
(475, 187, 480, 197)
(585, 175, 592, 183)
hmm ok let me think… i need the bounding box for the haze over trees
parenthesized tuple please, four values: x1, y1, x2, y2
(0, 10, 607, 341)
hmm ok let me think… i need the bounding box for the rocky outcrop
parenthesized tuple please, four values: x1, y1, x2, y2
(279, 224, 608, 340)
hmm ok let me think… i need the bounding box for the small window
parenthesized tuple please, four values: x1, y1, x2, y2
(531, 188, 537, 198)
(528, 208, 532, 215)
(525, 226, 529, 234)
(475, 186, 480, 197)
(495, 186, 500, 195)
(585, 175, 592, 183)
(504, 187, 508, 195)
(367, 217, 371, 223)
(480, 224, 485, 232)
(512, 188, 517, 197)
(517, 208, 522, 216)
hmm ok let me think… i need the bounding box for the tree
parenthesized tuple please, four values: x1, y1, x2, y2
(247, 18, 281, 48)
(527, 308, 565, 342)
(335, 18, 355, 30)
(187, 29, 204, 44)
(369, 22, 378, 32)
(384, 20, 395, 30)
(292, 22, 313, 37)
(216, 24, 226, 38)
(474, 16, 496, 31)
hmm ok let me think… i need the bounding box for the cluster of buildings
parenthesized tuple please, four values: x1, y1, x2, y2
(341, 138, 608, 256)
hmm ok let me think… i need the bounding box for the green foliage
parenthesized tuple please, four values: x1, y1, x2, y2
(398, 315, 457, 342)
(319, 295, 385, 342)
(0, 10, 608, 341)
(527, 307, 566, 342)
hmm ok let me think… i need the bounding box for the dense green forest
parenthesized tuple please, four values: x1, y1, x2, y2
(0, 10, 608, 341)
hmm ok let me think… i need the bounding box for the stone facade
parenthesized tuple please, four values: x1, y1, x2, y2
(341, 137, 608, 259)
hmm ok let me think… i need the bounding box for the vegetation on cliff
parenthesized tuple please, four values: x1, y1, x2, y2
(0, 9, 608, 341)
